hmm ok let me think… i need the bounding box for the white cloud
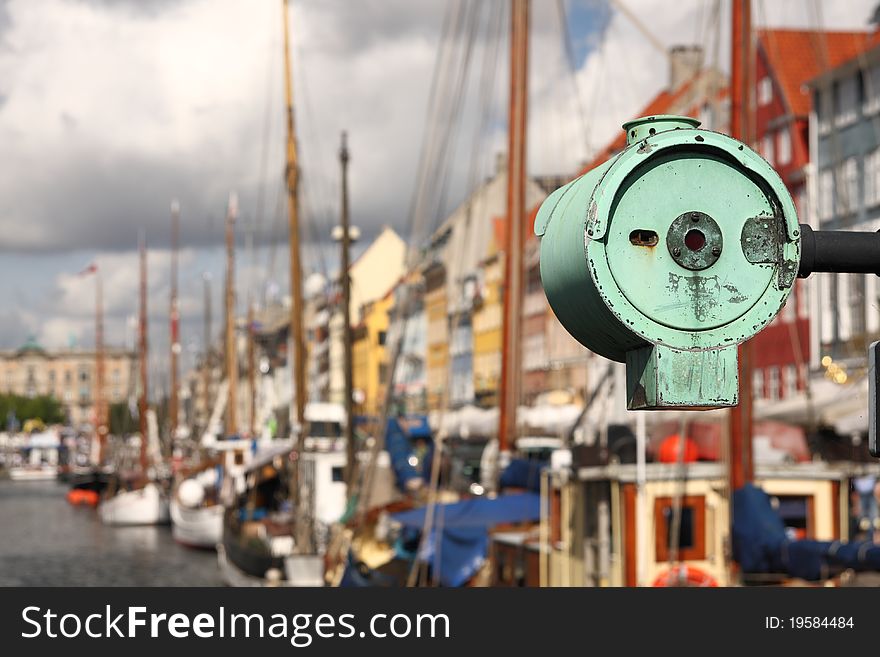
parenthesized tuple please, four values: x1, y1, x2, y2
(38, 246, 197, 347)
(0, 0, 445, 252)
(1, 0, 879, 360)
(531, 0, 879, 175)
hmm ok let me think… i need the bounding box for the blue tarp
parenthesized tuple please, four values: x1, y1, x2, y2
(391, 493, 541, 586)
(732, 483, 787, 574)
(733, 483, 880, 581)
(338, 554, 399, 588)
(384, 416, 433, 492)
(499, 458, 546, 492)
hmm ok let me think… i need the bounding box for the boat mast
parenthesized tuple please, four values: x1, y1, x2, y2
(225, 193, 239, 437)
(282, 0, 313, 553)
(95, 269, 106, 464)
(729, 0, 754, 491)
(247, 301, 257, 438)
(169, 200, 180, 442)
(339, 131, 356, 481)
(138, 232, 149, 475)
(497, 0, 529, 454)
(202, 272, 212, 434)
(283, 0, 307, 435)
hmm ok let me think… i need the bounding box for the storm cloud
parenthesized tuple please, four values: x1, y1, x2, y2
(0, 0, 876, 357)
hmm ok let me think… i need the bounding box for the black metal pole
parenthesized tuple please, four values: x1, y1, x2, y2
(797, 223, 880, 277)
(339, 131, 356, 483)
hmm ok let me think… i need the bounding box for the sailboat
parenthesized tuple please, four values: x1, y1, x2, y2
(170, 464, 225, 548)
(216, 0, 351, 587)
(324, 0, 542, 588)
(100, 235, 170, 526)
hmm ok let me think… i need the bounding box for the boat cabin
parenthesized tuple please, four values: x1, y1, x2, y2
(490, 460, 859, 587)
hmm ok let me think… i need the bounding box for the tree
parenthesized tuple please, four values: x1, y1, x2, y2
(0, 393, 65, 427)
(108, 401, 136, 436)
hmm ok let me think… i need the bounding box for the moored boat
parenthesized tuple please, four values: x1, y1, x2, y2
(99, 481, 170, 526)
(170, 467, 224, 548)
(9, 464, 58, 481)
(171, 499, 224, 548)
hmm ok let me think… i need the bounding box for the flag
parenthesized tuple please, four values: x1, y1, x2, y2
(78, 263, 98, 276)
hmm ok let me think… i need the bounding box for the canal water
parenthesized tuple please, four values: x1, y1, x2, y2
(0, 479, 223, 586)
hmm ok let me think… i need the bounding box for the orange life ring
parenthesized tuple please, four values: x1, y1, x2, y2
(652, 565, 718, 587)
(67, 489, 100, 507)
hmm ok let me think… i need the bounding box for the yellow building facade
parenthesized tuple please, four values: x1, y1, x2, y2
(423, 262, 448, 411)
(351, 291, 393, 418)
(472, 252, 503, 406)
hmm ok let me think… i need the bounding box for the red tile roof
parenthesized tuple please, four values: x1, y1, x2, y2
(493, 205, 540, 252)
(576, 70, 723, 176)
(758, 28, 877, 116)
(578, 89, 673, 175)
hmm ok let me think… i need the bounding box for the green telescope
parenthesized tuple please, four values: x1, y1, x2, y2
(535, 115, 800, 410)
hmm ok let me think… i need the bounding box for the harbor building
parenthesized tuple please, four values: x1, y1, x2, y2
(0, 338, 136, 427)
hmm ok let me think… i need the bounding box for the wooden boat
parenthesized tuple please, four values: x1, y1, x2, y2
(100, 481, 170, 526)
(101, 236, 170, 527)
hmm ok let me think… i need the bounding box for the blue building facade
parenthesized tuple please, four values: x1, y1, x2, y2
(810, 43, 880, 363)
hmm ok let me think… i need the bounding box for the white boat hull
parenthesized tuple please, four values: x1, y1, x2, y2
(216, 544, 325, 587)
(9, 466, 58, 481)
(100, 483, 170, 526)
(170, 500, 223, 548)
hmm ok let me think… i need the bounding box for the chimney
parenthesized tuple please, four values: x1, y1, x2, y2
(668, 45, 704, 90)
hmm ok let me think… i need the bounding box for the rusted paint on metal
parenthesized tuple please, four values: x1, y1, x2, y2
(626, 343, 738, 409)
(664, 272, 721, 323)
(741, 215, 797, 288)
(666, 211, 723, 271)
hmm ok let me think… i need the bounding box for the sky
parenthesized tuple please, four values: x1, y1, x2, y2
(0, 0, 877, 392)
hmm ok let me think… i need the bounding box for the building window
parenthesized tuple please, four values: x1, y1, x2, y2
(835, 75, 859, 127)
(758, 76, 773, 106)
(835, 157, 859, 216)
(767, 367, 781, 401)
(816, 89, 830, 134)
(770, 494, 815, 540)
(865, 148, 880, 208)
(795, 186, 807, 219)
(654, 496, 706, 562)
(761, 134, 775, 165)
(522, 333, 546, 372)
(377, 331, 386, 346)
(783, 292, 796, 322)
(777, 128, 791, 166)
(797, 280, 808, 318)
(818, 168, 834, 221)
(863, 65, 880, 115)
(851, 275, 866, 336)
(784, 364, 797, 399)
(112, 368, 121, 382)
(752, 369, 765, 399)
(698, 102, 713, 130)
